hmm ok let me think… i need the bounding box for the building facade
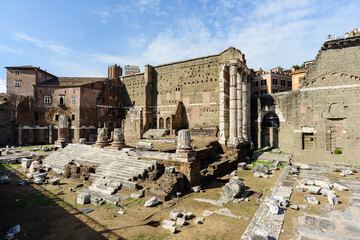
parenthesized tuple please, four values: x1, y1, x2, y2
(252, 67, 292, 96)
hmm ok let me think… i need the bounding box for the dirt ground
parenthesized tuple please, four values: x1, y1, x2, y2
(0, 162, 282, 240)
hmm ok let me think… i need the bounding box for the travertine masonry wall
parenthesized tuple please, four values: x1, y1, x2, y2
(253, 36, 360, 163)
(121, 47, 247, 130)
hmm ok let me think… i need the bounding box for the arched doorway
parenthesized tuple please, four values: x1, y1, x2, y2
(166, 117, 171, 129)
(159, 118, 164, 129)
(261, 112, 279, 148)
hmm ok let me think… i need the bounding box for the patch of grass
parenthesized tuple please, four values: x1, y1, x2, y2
(334, 148, 342, 155)
(134, 233, 167, 240)
(0, 163, 21, 169)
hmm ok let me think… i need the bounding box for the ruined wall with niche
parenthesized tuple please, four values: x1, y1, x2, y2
(252, 36, 360, 163)
(121, 47, 246, 130)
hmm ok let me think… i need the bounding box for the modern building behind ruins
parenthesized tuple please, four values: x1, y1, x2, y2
(252, 67, 292, 96)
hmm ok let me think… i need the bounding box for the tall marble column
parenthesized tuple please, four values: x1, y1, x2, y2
(237, 71, 244, 142)
(219, 64, 229, 145)
(228, 64, 238, 145)
(242, 74, 248, 141)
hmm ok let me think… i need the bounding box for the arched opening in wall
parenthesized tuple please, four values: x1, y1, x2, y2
(152, 118, 157, 129)
(166, 117, 171, 129)
(261, 112, 280, 148)
(159, 118, 164, 129)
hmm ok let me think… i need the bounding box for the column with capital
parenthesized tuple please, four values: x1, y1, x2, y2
(228, 63, 238, 146)
(237, 71, 244, 142)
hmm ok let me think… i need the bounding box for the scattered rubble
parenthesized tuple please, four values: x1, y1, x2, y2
(144, 196, 159, 207)
(194, 217, 205, 225)
(304, 195, 319, 204)
(253, 164, 268, 178)
(0, 175, 10, 184)
(162, 220, 177, 233)
(333, 183, 348, 191)
(4, 225, 20, 240)
(169, 209, 181, 220)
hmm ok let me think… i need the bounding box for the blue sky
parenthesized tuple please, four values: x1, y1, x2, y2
(0, 0, 359, 93)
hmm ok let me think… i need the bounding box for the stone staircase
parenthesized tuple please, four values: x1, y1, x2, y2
(43, 144, 156, 197)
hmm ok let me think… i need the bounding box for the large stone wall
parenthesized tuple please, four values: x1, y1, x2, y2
(121, 47, 249, 131)
(252, 36, 360, 164)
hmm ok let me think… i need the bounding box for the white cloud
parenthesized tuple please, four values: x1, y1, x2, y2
(141, 0, 359, 71)
(13, 32, 70, 55)
(0, 79, 6, 94)
(0, 45, 22, 54)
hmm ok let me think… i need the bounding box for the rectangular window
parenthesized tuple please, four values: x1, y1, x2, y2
(261, 79, 267, 86)
(254, 90, 258, 96)
(261, 89, 267, 95)
(72, 114, 75, 121)
(15, 70, 20, 75)
(281, 89, 285, 92)
(15, 80, 21, 87)
(253, 81, 258, 88)
(272, 88, 277, 93)
(302, 133, 314, 150)
(287, 80, 292, 87)
(55, 115, 59, 121)
(272, 78, 277, 85)
(281, 79, 285, 86)
(44, 96, 51, 104)
(72, 96, 77, 104)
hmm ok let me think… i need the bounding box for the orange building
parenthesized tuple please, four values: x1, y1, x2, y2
(252, 66, 292, 96)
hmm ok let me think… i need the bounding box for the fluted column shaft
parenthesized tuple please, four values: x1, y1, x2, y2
(237, 71, 244, 142)
(229, 64, 238, 145)
(242, 75, 248, 140)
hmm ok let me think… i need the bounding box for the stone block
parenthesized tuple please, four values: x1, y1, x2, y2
(305, 195, 319, 204)
(333, 183, 348, 191)
(144, 196, 159, 207)
(21, 158, 33, 169)
(169, 209, 181, 220)
(77, 193, 91, 204)
(176, 217, 185, 227)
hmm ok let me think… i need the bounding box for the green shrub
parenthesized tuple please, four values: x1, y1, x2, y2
(334, 148, 342, 155)
(1, 97, 7, 102)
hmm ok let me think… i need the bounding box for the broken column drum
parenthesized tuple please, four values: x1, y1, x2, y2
(92, 125, 110, 148)
(176, 130, 196, 162)
(55, 115, 69, 146)
(177, 129, 192, 150)
(108, 128, 126, 150)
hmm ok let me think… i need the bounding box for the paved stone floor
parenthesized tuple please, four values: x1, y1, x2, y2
(242, 167, 296, 239)
(296, 165, 360, 240)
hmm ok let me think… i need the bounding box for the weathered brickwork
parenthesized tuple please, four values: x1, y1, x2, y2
(253, 36, 360, 163)
(121, 47, 248, 132)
